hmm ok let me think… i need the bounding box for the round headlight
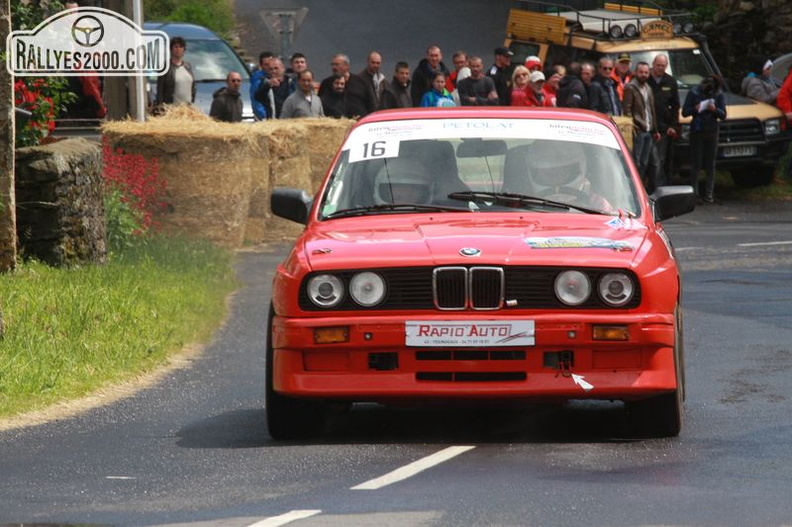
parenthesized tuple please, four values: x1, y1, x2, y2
(608, 24, 623, 38)
(307, 274, 344, 308)
(598, 272, 634, 306)
(350, 272, 386, 307)
(624, 23, 638, 37)
(555, 270, 591, 306)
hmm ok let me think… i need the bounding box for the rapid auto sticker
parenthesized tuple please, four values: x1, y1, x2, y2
(525, 236, 634, 251)
(405, 320, 535, 347)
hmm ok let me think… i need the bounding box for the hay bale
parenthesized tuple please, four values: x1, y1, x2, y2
(301, 118, 355, 190)
(102, 115, 353, 248)
(103, 116, 268, 248)
(612, 116, 634, 151)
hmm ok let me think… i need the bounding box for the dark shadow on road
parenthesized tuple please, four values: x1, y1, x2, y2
(316, 401, 647, 444)
(176, 408, 269, 448)
(178, 400, 672, 449)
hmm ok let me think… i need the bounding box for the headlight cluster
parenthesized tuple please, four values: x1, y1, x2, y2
(554, 270, 635, 307)
(307, 272, 386, 308)
(764, 118, 781, 136)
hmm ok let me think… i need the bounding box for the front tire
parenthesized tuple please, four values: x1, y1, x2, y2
(628, 306, 685, 438)
(265, 305, 324, 440)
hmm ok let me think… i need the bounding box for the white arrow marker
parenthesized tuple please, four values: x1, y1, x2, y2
(572, 374, 594, 392)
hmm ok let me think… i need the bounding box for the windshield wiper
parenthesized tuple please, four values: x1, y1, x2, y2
(322, 203, 466, 219)
(447, 191, 607, 215)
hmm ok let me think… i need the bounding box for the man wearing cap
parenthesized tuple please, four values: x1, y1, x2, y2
(528, 71, 550, 107)
(741, 58, 780, 104)
(488, 47, 514, 106)
(525, 55, 543, 73)
(612, 52, 633, 100)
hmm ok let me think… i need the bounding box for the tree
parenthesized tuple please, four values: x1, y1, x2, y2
(0, 0, 16, 272)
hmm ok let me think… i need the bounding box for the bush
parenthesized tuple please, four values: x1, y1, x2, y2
(102, 138, 167, 253)
(13, 77, 75, 147)
(10, 1, 76, 147)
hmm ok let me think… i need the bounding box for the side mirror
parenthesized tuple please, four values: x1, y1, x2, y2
(650, 185, 696, 222)
(271, 187, 313, 224)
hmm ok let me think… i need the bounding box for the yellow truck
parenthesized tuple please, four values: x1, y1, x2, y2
(505, 0, 790, 187)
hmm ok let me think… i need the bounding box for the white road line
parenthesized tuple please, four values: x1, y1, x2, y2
(737, 240, 792, 247)
(350, 445, 476, 490)
(246, 510, 322, 527)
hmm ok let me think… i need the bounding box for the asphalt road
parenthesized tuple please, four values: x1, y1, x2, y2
(1, 200, 792, 526)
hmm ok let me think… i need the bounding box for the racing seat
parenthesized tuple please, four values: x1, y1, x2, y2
(398, 140, 470, 202)
(501, 144, 537, 195)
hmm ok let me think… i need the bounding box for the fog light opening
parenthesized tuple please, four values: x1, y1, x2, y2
(369, 352, 399, 371)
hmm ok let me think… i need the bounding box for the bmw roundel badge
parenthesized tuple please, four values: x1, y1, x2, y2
(460, 247, 481, 257)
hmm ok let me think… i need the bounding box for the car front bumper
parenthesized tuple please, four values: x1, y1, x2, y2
(271, 312, 678, 403)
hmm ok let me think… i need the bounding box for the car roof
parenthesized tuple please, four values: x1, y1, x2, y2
(143, 21, 223, 40)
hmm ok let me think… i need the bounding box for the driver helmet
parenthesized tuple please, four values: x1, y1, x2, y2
(529, 140, 588, 193)
(374, 158, 434, 204)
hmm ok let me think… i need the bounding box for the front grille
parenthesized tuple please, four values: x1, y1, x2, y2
(298, 266, 641, 310)
(416, 372, 527, 382)
(719, 119, 764, 144)
(433, 266, 504, 310)
(416, 350, 526, 361)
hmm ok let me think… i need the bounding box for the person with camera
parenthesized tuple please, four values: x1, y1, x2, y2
(682, 76, 726, 204)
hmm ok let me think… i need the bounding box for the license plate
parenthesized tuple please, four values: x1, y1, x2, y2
(405, 320, 535, 347)
(722, 145, 756, 158)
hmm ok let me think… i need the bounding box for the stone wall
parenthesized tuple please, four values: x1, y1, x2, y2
(15, 138, 106, 266)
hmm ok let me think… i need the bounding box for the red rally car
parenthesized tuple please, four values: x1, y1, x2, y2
(268, 107, 696, 440)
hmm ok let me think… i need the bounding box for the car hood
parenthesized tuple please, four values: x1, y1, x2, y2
(302, 214, 650, 270)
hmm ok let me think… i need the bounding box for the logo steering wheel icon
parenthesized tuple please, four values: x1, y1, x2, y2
(71, 15, 104, 47)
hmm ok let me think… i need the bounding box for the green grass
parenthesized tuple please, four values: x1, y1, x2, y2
(0, 235, 237, 419)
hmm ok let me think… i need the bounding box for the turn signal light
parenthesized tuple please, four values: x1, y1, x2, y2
(592, 325, 629, 341)
(313, 326, 349, 344)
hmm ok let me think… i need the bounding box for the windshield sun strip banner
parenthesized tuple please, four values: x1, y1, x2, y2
(344, 118, 620, 163)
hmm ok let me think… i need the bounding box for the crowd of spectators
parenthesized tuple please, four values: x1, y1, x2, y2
(164, 41, 792, 203)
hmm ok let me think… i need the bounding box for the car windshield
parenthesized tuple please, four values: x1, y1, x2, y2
(318, 118, 640, 219)
(185, 39, 250, 82)
(627, 49, 712, 89)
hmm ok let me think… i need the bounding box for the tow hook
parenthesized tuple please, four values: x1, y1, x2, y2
(544, 350, 574, 377)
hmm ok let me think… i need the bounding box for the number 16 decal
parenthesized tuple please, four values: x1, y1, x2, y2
(349, 140, 399, 162)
